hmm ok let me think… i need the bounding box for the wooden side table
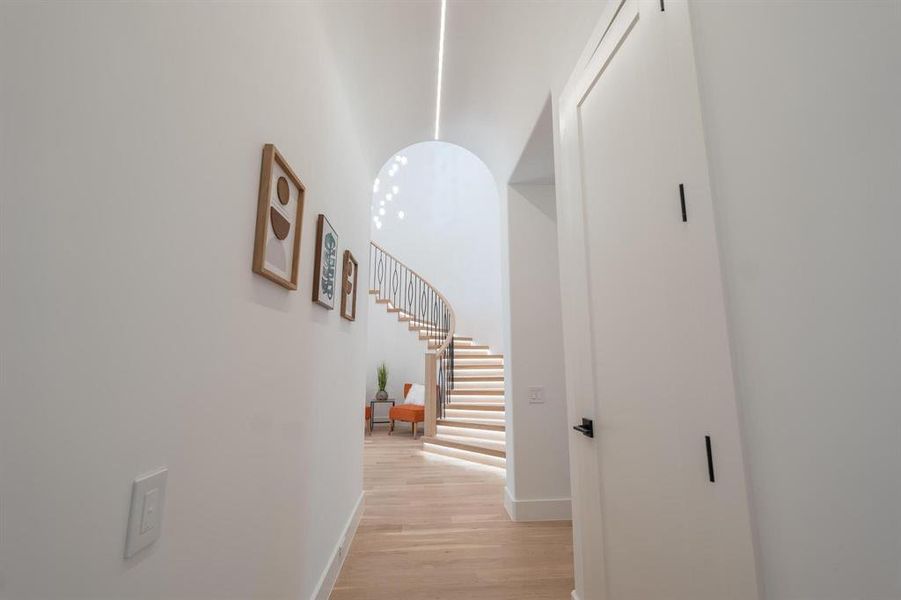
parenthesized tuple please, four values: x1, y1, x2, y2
(369, 398, 395, 432)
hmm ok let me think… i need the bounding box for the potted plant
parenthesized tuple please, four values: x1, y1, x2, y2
(376, 362, 389, 401)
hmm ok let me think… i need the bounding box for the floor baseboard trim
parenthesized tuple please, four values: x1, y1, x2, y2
(504, 486, 572, 521)
(571, 590, 581, 600)
(311, 491, 365, 600)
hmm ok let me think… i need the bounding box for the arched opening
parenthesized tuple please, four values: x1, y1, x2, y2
(364, 140, 506, 469)
(368, 141, 503, 352)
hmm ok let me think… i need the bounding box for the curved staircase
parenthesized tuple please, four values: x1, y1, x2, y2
(368, 242, 506, 469)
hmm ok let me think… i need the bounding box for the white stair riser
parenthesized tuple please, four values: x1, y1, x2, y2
(422, 443, 506, 469)
(453, 381, 505, 389)
(440, 417, 507, 427)
(450, 392, 505, 399)
(452, 361, 504, 368)
(436, 426, 506, 443)
(433, 434, 506, 452)
(444, 409, 505, 421)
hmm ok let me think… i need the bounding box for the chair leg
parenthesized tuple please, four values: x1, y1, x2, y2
(412, 422, 417, 438)
(389, 419, 394, 434)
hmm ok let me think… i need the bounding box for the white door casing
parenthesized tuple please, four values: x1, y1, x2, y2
(556, 2, 759, 599)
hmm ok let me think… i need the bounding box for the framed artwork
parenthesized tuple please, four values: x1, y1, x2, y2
(340, 250, 359, 321)
(312, 214, 339, 308)
(252, 144, 305, 289)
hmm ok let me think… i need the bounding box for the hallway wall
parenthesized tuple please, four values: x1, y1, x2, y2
(503, 183, 571, 520)
(365, 299, 427, 416)
(0, 3, 369, 599)
(690, 2, 901, 598)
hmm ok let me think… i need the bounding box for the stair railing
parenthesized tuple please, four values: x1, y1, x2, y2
(369, 242, 455, 436)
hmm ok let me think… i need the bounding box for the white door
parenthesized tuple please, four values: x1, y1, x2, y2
(556, 1, 758, 599)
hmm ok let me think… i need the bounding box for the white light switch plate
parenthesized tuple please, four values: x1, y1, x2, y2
(528, 386, 545, 404)
(125, 467, 167, 558)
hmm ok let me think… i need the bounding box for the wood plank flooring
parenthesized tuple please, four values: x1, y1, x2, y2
(331, 432, 574, 599)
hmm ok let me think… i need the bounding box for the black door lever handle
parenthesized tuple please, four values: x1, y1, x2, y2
(573, 418, 594, 438)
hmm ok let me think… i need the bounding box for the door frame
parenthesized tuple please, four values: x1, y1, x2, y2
(554, 2, 639, 598)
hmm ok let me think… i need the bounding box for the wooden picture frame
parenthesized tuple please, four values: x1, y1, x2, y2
(312, 214, 339, 309)
(252, 144, 305, 290)
(340, 250, 359, 321)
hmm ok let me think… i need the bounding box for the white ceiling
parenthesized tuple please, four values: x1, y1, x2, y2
(317, 0, 608, 184)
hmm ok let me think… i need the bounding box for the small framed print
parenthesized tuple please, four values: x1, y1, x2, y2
(312, 214, 339, 309)
(252, 144, 305, 290)
(340, 250, 358, 321)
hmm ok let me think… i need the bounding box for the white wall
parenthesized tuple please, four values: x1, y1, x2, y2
(689, 2, 901, 598)
(0, 3, 369, 599)
(370, 142, 503, 352)
(503, 184, 571, 519)
(365, 299, 427, 420)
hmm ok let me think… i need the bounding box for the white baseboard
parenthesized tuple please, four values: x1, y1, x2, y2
(571, 590, 581, 600)
(311, 491, 365, 600)
(504, 486, 571, 521)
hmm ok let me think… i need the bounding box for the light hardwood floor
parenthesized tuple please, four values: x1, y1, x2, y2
(331, 432, 574, 599)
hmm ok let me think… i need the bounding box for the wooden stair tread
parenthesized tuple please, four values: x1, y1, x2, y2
(422, 436, 506, 459)
(449, 389, 504, 396)
(454, 375, 504, 382)
(437, 419, 505, 432)
(453, 364, 504, 370)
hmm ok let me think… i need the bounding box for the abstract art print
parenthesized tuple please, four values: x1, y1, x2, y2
(252, 144, 305, 290)
(340, 250, 358, 321)
(312, 214, 339, 309)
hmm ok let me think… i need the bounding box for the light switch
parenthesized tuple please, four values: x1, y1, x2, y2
(528, 386, 545, 404)
(140, 488, 159, 534)
(125, 467, 167, 558)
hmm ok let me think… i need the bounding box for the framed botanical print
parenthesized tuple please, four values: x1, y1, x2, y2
(340, 250, 358, 321)
(252, 144, 305, 290)
(312, 214, 338, 309)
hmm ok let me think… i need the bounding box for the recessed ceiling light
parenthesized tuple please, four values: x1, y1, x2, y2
(398, 210, 405, 220)
(434, 0, 447, 140)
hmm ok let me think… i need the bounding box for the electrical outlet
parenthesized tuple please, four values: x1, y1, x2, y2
(528, 386, 545, 404)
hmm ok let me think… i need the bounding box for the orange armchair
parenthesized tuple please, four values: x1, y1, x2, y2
(388, 383, 425, 438)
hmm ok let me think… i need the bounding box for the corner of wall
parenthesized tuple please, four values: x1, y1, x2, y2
(504, 486, 571, 522)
